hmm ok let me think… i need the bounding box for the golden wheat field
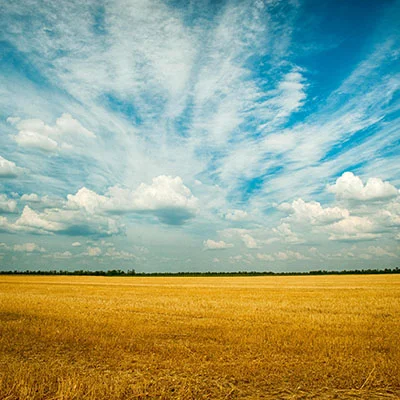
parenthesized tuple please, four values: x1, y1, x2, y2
(0, 274, 399, 399)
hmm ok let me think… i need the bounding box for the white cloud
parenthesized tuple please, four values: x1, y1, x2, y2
(259, 70, 307, 123)
(241, 233, 259, 249)
(275, 250, 308, 261)
(67, 187, 108, 214)
(130, 176, 198, 223)
(9, 113, 95, 152)
(55, 113, 96, 138)
(67, 175, 198, 225)
(14, 130, 59, 152)
(15, 206, 64, 233)
(225, 209, 249, 221)
(13, 205, 120, 236)
(21, 193, 40, 202)
(326, 216, 379, 241)
(104, 247, 137, 260)
(43, 251, 73, 259)
(203, 239, 234, 250)
(85, 246, 102, 257)
(13, 242, 46, 253)
(0, 156, 25, 178)
(0, 194, 17, 213)
(0, 242, 11, 251)
(328, 172, 399, 201)
(256, 253, 275, 261)
(366, 246, 397, 258)
(72, 241, 81, 247)
(273, 222, 303, 243)
(278, 198, 349, 225)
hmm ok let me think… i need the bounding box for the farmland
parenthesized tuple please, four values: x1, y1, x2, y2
(0, 274, 399, 399)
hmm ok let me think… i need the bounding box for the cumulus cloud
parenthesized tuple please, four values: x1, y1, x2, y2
(273, 222, 303, 243)
(15, 206, 64, 233)
(256, 253, 275, 261)
(130, 176, 198, 224)
(104, 247, 137, 260)
(326, 216, 379, 241)
(85, 246, 102, 257)
(219, 228, 262, 248)
(21, 193, 40, 202)
(241, 233, 259, 249)
(67, 187, 108, 214)
(278, 198, 349, 225)
(12, 206, 120, 236)
(72, 241, 81, 247)
(275, 251, 308, 261)
(13, 242, 46, 253)
(366, 246, 397, 258)
(225, 209, 249, 221)
(43, 251, 73, 259)
(55, 113, 95, 138)
(0, 156, 25, 178)
(0, 194, 17, 213)
(67, 175, 198, 225)
(203, 239, 234, 250)
(328, 172, 399, 201)
(257, 251, 308, 262)
(14, 130, 58, 152)
(8, 113, 95, 152)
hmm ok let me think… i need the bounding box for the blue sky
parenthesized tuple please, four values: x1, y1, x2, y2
(0, 0, 399, 272)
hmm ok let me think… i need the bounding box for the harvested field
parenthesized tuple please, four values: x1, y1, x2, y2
(0, 274, 399, 399)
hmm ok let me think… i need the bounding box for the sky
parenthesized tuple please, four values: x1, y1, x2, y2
(0, 0, 399, 273)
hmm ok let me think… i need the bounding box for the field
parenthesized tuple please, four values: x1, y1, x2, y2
(0, 275, 399, 399)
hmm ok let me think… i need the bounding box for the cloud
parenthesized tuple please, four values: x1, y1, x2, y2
(203, 239, 234, 250)
(130, 176, 198, 224)
(13, 130, 58, 152)
(0, 194, 17, 213)
(0, 156, 25, 178)
(241, 233, 259, 249)
(278, 198, 349, 225)
(275, 251, 308, 261)
(225, 209, 249, 221)
(327, 172, 399, 201)
(67, 187, 108, 214)
(0, 242, 11, 251)
(13, 205, 121, 236)
(257, 250, 308, 262)
(67, 175, 198, 225)
(104, 247, 137, 260)
(256, 253, 275, 261)
(85, 246, 102, 257)
(272, 222, 303, 243)
(55, 113, 96, 138)
(13, 242, 46, 253)
(366, 246, 397, 258)
(72, 241, 81, 247)
(9, 113, 95, 152)
(326, 216, 380, 241)
(14, 206, 64, 233)
(21, 193, 40, 202)
(43, 251, 73, 259)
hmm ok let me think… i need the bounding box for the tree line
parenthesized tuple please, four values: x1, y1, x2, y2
(0, 267, 399, 276)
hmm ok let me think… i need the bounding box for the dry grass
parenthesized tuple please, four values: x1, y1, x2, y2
(0, 274, 399, 399)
